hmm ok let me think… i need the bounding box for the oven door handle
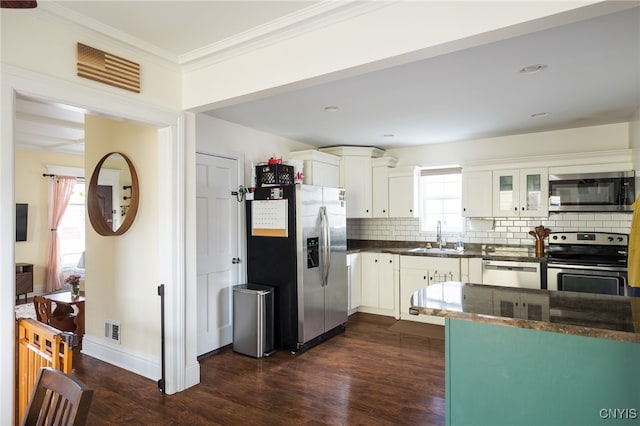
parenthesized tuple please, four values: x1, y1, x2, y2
(547, 263, 628, 273)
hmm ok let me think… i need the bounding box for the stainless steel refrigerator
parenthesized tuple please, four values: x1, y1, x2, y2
(245, 184, 348, 352)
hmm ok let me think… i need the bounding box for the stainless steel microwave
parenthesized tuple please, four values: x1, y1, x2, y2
(548, 171, 635, 212)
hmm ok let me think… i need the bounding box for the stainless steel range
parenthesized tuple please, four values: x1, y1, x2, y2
(546, 232, 629, 296)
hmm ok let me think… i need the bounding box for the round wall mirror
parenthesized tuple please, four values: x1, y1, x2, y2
(87, 152, 139, 236)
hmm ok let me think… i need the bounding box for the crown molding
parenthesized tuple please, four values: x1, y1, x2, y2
(179, 1, 393, 68)
(37, 2, 180, 62)
(36, 1, 394, 68)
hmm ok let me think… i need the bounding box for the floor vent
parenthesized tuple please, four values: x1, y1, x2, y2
(104, 320, 121, 344)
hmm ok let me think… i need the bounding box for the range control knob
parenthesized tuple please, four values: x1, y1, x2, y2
(618, 237, 624, 242)
(561, 235, 567, 240)
(608, 237, 614, 242)
(552, 235, 558, 240)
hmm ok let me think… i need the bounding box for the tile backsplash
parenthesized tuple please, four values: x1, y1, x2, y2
(347, 213, 632, 247)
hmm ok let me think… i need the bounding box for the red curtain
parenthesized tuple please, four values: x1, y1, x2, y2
(45, 176, 77, 293)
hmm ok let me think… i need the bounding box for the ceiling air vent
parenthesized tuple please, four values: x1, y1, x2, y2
(104, 320, 121, 344)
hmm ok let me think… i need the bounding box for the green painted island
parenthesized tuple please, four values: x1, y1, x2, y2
(410, 282, 640, 426)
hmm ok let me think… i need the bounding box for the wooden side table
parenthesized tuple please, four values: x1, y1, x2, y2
(16, 263, 33, 302)
(44, 292, 86, 349)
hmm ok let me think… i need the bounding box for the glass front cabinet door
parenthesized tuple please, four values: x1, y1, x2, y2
(493, 168, 548, 217)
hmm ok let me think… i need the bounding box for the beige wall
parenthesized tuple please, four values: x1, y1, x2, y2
(0, 8, 180, 109)
(84, 115, 160, 359)
(14, 150, 84, 294)
(195, 114, 314, 184)
(385, 122, 629, 167)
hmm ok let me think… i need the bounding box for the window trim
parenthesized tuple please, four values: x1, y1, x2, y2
(420, 166, 462, 177)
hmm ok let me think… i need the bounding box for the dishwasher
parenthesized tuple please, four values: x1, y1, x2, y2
(482, 260, 544, 289)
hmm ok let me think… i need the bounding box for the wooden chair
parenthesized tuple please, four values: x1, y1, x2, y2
(33, 296, 77, 332)
(21, 367, 93, 426)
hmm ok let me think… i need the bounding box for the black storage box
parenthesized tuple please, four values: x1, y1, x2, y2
(256, 163, 294, 186)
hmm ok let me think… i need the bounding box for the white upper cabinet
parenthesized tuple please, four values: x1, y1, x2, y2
(492, 168, 548, 217)
(343, 155, 374, 218)
(462, 170, 493, 217)
(372, 157, 398, 218)
(321, 146, 384, 218)
(520, 169, 549, 217)
(287, 150, 340, 187)
(388, 166, 419, 218)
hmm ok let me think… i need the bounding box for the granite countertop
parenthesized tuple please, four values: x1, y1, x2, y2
(410, 281, 640, 343)
(347, 240, 547, 262)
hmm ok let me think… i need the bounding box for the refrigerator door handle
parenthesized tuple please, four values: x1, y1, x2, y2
(320, 206, 330, 287)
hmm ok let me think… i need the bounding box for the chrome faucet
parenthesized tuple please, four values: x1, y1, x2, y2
(436, 220, 442, 249)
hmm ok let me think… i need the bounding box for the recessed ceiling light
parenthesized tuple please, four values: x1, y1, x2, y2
(519, 64, 547, 74)
(323, 106, 340, 112)
(383, 134, 395, 138)
(530, 112, 549, 118)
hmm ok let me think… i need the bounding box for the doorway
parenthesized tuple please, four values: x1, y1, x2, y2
(14, 96, 87, 296)
(2, 68, 189, 423)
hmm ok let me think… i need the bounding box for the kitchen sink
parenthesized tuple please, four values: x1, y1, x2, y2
(408, 247, 461, 254)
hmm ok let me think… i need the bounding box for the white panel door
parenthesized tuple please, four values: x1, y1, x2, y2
(196, 154, 239, 356)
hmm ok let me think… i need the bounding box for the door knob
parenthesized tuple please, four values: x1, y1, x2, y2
(232, 257, 241, 264)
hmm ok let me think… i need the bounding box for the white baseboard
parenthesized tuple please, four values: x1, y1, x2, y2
(81, 335, 160, 381)
(184, 363, 200, 391)
(357, 306, 397, 318)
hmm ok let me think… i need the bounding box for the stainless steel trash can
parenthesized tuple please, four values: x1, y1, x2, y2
(232, 284, 275, 358)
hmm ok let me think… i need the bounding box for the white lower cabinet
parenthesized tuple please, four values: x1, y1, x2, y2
(353, 253, 485, 322)
(461, 257, 483, 283)
(359, 252, 399, 318)
(347, 253, 361, 315)
(400, 256, 460, 324)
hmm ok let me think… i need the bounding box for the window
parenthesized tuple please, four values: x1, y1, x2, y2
(59, 181, 86, 276)
(419, 168, 463, 233)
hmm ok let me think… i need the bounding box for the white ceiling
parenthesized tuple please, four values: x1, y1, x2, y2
(13, 1, 640, 154)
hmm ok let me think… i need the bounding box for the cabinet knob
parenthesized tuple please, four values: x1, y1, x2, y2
(423, 276, 427, 280)
(374, 259, 378, 263)
(521, 207, 525, 211)
(409, 209, 413, 213)
(389, 259, 392, 263)
(463, 207, 466, 211)
(514, 207, 518, 211)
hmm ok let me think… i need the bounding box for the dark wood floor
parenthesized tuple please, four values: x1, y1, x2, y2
(71, 313, 445, 425)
